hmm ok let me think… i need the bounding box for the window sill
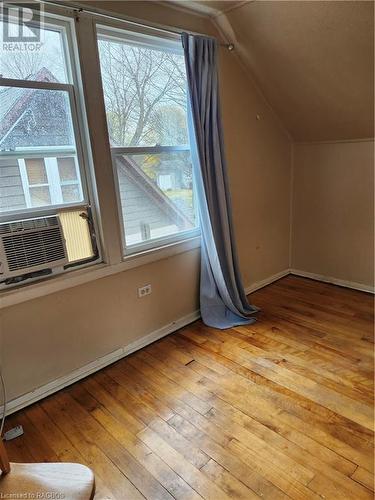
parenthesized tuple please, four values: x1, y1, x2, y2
(0, 236, 200, 309)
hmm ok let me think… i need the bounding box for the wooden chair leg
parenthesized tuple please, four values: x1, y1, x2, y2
(0, 439, 10, 475)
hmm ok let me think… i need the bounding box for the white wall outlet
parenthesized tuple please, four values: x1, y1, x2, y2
(138, 284, 152, 298)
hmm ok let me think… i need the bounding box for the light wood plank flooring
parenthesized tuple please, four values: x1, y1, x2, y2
(4, 276, 374, 499)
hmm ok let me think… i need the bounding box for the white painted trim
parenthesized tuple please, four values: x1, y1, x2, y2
(290, 269, 375, 294)
(244, 269, 290, 295)
(0, 236, 200, 309)
(1, 310, 200, 417)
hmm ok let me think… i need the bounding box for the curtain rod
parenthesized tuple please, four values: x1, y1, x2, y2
(36, 0, 235, 50)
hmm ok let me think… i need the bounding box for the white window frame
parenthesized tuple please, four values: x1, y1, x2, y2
(96, 24, 200, 256)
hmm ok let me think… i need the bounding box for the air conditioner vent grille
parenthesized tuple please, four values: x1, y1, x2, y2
(0, 216, 68, 275)
(0, 216, 59, 236)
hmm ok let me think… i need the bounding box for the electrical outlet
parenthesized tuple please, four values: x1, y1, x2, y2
(138, 284, 152, 298)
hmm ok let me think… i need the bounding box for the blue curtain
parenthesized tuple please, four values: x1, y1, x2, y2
(182, 33, 258, 329)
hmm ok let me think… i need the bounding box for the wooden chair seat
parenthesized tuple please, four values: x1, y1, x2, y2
(0, 461, 95, 499)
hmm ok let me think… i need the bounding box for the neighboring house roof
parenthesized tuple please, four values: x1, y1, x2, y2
(0, 68, 59, 147)
(0, 68, 194, 230)
(117, 155, 193, 230)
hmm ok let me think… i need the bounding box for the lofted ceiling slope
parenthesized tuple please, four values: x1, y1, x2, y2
(167, 0, 374, 142)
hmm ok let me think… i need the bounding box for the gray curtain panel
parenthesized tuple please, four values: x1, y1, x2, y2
(182, 32, 258, 329)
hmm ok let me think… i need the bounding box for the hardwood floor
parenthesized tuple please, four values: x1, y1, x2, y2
(4, 276, 374, 499)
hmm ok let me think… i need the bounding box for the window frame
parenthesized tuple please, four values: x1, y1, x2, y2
(96, 24, 200, 256)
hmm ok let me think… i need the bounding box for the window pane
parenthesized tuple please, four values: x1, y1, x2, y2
(97, 34, 189, 147)
(114, 151, 197, 247)
(0, 20, 68, 83)
(58, 157, 77, 182)
(61, 184, 80, 203)
(0, 86, 76, 151)
(25, 158, 47, 185)
(29, 185, 51, 206)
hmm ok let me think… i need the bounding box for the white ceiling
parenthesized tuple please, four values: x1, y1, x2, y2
(166, 0, 374, 142)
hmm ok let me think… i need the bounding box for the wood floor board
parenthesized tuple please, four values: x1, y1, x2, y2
(3, 276, 374, 499)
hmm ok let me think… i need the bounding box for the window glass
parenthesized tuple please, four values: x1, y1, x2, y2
(58, 157, 77, 182)
(29, 185, 51, 206)
(61, 184, 80, 203)
(97, 35, 189, 148)
(97, 27, 198, 252)
(0, 14, 87, 216)
(114, 150, 196, 246)
(0, 86, 76, 152)
(0, 87, 84, 213)
(0, 22, 68, 83)
(25, 158, 47, 185)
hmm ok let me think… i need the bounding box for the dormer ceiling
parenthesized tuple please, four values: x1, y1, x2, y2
(167, 0, 374, 142)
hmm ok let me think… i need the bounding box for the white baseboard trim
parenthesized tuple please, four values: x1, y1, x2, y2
(290, 269, 375, 294)
(245, 269, 290, 295)
(4, 266, 372, 417)
(2, 310, 200, 417)
(2, 269, 291, 417)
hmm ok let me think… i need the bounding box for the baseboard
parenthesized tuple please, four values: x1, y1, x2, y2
(2, 270, 290, 417)
(2, 310, 200, 417)
(244, 269, 290, 295)
(4, 266, 372, 417)
(290, 269, 375, 294)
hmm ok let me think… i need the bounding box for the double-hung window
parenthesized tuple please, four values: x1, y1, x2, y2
(96, 25, 199, 254)
(0, 9, 97, 282)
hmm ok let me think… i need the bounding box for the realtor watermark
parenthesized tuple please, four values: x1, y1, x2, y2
(0, 493, 65, 499)
(1, 1, 44, 52)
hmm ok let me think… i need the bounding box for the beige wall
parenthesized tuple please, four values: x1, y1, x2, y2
(219, 53, 291, 284)
(0, 2, 292, 403)
(292, 140, 374, 287)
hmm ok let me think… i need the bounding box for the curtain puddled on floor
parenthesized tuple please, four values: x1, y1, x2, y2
(182, 33, 258, 329)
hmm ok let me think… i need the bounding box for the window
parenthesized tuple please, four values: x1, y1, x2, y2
(96, 26, 199, 253)
(0, 9, 98, 287)
(0, 16, 86, 216)
(18, 156, 82, 208)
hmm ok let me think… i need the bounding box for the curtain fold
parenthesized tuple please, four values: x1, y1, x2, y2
(182, 32, 258, 329)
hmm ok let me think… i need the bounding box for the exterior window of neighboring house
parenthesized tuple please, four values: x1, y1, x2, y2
(0, 11, 97, 281)
(18, 157, 83, 208)
(96, 26, 199, 253)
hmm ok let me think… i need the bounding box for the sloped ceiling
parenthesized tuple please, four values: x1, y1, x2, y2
(168, 1, 374, 142)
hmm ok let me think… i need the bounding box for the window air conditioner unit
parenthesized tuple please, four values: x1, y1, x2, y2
(0, 215, 68, 281)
